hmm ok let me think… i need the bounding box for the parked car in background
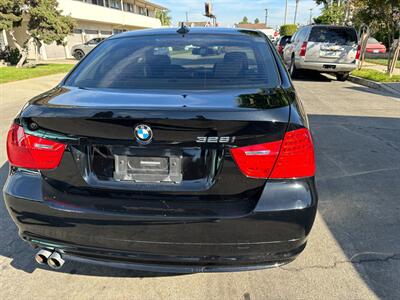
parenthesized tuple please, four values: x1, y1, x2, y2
(4, 27, 317, 272)
(71, 37, 106, 60)
(277, 35, 292, 57)
(366, 38, 387, 54)
(283, 25, 360, 81)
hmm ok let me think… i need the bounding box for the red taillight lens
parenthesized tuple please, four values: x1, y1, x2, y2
(230, 140, 282, 178)
(270, 128, 315, 179)
(278, 45, 283, 53)
(6, 124, 66, 169)
(230, 128, 315, 179)
(299, 42, 308, 57)
(355, 44, 361, 60)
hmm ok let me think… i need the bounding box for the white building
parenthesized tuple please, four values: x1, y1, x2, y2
(1, 0, 166, 60)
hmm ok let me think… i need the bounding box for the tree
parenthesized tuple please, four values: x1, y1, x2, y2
(156, 9, 171, 26)
(0, 0, 74, 67)
(352, 0, 399, 49)
(0, 0, 23, 64)
(254, 18, 260, 24)
(313, 3, 345, 24)
(239, 16, 249, 24)
(280, 24, 298, 36)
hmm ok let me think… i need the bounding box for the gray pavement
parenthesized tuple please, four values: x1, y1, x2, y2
(0, 73, 399, 299)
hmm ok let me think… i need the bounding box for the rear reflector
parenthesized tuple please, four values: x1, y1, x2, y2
(355, 44, 361, 60)
(6, 123, 66, 170)
(299, 42, 308, 57)
(230, 128, 315, 179)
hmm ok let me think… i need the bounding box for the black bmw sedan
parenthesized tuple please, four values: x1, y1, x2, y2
(3, 27, 317, 272)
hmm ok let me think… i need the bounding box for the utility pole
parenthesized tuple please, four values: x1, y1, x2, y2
(294, 0, 300, 24)
(265, 9, 268, 27)
(284, 0, 288, 24)
(309, 8, 313, 24)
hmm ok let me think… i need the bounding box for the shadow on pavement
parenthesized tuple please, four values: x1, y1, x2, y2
(0, 114, 400, 296)
(344, 85, 400, 100)
(310, 114, 400, 300)
(293, 71, 333, 82)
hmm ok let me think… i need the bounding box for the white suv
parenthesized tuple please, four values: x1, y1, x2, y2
(283, 25, 360, 81)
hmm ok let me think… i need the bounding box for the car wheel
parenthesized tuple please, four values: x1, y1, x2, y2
(73, 50, 85, 60)
(336, 72, 350, 82)
(289, 56, 300, 78)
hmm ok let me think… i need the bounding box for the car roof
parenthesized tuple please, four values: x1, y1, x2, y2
(306, 24, 356, 29)
(109, 27, 264, 40)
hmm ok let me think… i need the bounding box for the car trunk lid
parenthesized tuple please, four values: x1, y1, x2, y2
(21, 87, 291, 197)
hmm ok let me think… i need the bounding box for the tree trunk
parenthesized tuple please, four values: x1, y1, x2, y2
(16, 49, 28, 68)
(8, 30, 32, 68)
(34, 38, 42, 65)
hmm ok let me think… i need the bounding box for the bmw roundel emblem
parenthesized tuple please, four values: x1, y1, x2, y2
(134, 124, 153, 144)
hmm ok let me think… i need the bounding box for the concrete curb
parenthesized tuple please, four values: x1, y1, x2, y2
(349, 75, 400, 97)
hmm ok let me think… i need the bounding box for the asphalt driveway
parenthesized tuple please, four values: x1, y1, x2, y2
(0, 73, 399, 299)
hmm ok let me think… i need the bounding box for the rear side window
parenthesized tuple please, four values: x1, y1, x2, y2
(65, 33, 280, 90)
(309, 27, 357, 45)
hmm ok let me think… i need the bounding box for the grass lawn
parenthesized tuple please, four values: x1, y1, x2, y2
(351, 68, 400, 83)
(365, 58, 400, 68)
(0, 64, 74, 84)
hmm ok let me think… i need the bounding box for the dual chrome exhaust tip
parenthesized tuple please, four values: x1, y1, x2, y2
(35, 249, 65, 269)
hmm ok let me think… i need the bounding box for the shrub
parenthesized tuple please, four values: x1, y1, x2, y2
(0, 46, 22, 65)
(280, 24, 298, 36)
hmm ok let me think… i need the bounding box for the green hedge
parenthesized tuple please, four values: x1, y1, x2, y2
(280, 24, 298, 36)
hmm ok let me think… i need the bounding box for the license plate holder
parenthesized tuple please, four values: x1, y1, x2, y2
(114, 155, 182, 184)
(320, 50, 340, 58)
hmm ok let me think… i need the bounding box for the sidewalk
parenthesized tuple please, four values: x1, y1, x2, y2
(362, 61, 400, 76)
(350, 61, 400, 97)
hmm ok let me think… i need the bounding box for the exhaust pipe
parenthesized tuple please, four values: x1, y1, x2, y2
(47, 251, 65, 269)
(35, 249, 53, 265)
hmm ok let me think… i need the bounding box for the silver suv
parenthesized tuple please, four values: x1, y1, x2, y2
(71, 37, 106, 60)
(283, 25, 360, 81)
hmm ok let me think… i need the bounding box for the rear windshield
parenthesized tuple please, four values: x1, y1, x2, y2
(368, 38, 379, 44)
(309, 27, 358, 45)
(279, 36, 292, 46)
(65, 33, 280, 90)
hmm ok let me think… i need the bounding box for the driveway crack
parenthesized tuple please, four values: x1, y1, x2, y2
(280, 252, 400, 272)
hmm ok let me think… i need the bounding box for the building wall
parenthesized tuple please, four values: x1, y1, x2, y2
(58, 0, 162, 29)
(3, 0, 164, 60)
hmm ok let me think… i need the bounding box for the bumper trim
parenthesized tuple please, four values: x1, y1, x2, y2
(63, 253, 294, 273)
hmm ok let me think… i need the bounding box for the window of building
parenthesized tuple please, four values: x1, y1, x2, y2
(138, 6, 148, 16)
(109, 0, 121, 9)
(91, 0, 105, 6)
(113, 29, 126, 35)
(123, 2, 134, 12)
(85, 29, 99, 35)
(101, 30, 113, 36)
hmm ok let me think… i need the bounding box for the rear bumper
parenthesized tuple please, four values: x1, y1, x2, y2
(3, 169, 317, 272)
(297, 60, 357, 73)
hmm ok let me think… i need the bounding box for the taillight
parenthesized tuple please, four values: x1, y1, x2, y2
(299, 42, 308, 57)
(270, 128, 315, 178)
(230, 140, 282, 178)
(230, 128, 315, 179)
(6, 123, 66, 170)
(278, 45, 283, 53)
(355, 44, 361, 60)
